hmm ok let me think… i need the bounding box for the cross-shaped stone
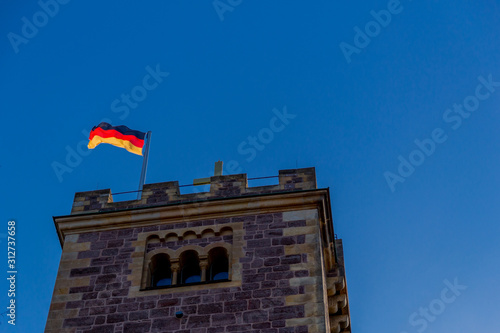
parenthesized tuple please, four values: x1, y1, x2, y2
(193, 161, 223, 185)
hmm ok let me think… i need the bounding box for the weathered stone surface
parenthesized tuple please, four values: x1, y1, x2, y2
(47, 167, 351, 333)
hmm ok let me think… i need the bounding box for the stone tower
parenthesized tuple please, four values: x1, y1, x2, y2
(46, 167, 351, 332)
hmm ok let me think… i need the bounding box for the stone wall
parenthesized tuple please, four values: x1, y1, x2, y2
(46, 209, 331, 333)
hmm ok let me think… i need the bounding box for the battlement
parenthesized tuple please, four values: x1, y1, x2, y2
(70, 167, 317, 215)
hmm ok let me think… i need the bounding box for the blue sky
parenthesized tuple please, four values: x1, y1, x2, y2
(1, 0, 500, 331)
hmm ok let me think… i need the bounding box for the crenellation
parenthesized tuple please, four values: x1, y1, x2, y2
(69, 168, 318, 215)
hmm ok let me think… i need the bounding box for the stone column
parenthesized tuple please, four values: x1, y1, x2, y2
(200, 259, 209, 282)
(171, 262, 179, 285)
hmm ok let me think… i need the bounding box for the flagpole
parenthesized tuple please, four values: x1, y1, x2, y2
(137, 131, 152, 200)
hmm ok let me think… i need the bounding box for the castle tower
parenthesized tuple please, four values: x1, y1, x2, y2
(46, 167, 351, 332)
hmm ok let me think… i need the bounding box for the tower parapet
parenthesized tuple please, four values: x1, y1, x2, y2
(70, 168, 318, 215)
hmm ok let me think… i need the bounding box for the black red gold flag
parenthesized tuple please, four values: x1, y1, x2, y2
(88, 122, 145, 155)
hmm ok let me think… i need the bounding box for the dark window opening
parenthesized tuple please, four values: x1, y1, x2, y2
(150, 253, 172, 287)
(208, 247, 229, 281)
(180, 250, 201, 284)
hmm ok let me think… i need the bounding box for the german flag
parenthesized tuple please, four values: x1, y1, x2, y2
(88, 123, 145, 155)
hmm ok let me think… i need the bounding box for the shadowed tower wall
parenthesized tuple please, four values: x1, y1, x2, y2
(46, 167, 351, 333)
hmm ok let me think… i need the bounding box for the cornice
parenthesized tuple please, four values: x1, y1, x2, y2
(54, 189, 331, 246)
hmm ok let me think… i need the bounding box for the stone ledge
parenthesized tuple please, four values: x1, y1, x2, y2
(55, 189, 330, 247)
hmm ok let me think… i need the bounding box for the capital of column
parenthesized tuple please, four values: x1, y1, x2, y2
(171, 261, 180, 272)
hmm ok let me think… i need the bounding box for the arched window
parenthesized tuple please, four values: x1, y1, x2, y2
(149, 253, 172, 287)
(208, 247, 229, 281)
(180, 250, 201, 284)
